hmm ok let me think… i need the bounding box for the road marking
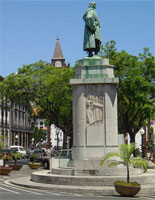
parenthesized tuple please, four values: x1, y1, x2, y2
(4, 180, 83, 197)
(32, 189, 63, 196)
(4, 180, 43, 195)
(0, 186, 20, 194)
(4, 181, 62, 196)
(59, 191, 83, 196)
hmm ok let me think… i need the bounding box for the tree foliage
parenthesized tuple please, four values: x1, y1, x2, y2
(31, 127, 46, 143)
(0, 61, 75, 148)
(101, 41, 155, 143)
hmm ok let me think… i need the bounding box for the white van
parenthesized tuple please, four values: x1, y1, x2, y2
(9, 146, 26, 158)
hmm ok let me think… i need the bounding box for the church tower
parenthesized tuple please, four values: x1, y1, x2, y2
(51, 38, 70, 68)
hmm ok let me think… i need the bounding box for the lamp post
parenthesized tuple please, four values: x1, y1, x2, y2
(32, 138, 34, 144)
(140, 128, 145, 158)
(55, 129, 59, 150)
(31, 138, 34, 149)
(15, 135, 19, 145)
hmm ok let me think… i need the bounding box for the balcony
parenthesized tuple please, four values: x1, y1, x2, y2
(0, 121, 9, 128)
(11, 124, 32, 132)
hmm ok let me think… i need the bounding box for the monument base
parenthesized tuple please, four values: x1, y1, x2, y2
(73, 159, 142, 176)
(50, 161, 142, 176)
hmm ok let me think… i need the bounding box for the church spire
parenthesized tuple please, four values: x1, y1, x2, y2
(51, 38, 65, 67)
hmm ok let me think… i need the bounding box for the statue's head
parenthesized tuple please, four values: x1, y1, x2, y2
(89, 1, 96, 9)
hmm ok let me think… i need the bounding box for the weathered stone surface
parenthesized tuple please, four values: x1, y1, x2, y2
(70, 58, 120, 174)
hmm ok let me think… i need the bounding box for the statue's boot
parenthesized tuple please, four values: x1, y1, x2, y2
(88, 52, 93, 57)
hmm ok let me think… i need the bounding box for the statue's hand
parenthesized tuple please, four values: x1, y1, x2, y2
(87, 25, 96, 33)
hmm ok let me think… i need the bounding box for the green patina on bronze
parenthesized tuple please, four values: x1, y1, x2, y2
(83, 1, 102, 57)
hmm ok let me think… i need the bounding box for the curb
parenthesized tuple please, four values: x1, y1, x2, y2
(10, 176, 155, 197)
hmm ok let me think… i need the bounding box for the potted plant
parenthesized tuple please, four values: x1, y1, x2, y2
(28, 152, 40, 169)
(101, 143, 148, 197)
(8, 152, 23, 170)
(0, 136, 12, 175)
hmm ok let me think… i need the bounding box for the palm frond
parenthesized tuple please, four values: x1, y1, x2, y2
(119, 143, 135, 161)
(101, 152, 120, 166)
(108, 160, 125, 167)
(101, 143, 148, 183)
(130, 157, 148, 172)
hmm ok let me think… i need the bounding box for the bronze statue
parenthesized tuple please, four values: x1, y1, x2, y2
(83, 1, 102, 57)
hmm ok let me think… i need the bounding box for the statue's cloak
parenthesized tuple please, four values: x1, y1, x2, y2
(83, 8, 102, 51)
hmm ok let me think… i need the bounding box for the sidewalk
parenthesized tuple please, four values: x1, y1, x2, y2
(9, 169, 155, 197)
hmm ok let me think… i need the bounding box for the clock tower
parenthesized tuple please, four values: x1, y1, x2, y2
(51, 38, 70, 68)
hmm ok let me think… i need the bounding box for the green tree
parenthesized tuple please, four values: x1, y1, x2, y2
(31, 127, 46, 143)
(148, 126, 154, 152)
(0, 136, 5, 150)
(0, 61, 74, 148)
(102, 41, 155, 143)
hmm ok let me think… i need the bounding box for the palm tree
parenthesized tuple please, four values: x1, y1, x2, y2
(101, 143, 147, 183)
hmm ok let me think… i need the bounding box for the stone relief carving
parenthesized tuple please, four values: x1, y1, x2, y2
(86, 95, 103, 125)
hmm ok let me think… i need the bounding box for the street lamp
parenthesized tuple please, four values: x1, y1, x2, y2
(15, 135, 19, 145)
(140, 128, 145, 158)
(31, 138, 35, 149)
(40, 138, 43, 148)
(32, 138, 34, 144)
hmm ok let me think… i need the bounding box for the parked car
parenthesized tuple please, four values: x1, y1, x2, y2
(9, 146, 26, 158)
(29, 149, 46, 162)
(42, 149, 72, 169)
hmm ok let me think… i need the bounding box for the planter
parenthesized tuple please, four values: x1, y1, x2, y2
(114, 182, 141, 197)
(9, 164, 23, 170)
(0, 166, 12, 175)
(28, 163, 40, 169)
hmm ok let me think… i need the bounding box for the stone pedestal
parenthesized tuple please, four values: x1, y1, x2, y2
(70, 57, 120, 173)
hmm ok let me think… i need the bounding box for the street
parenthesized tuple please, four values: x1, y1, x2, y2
(0, 182, 154, 200)
(0, 160, 154, 200)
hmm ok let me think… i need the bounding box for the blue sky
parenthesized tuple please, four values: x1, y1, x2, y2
(0, 0, 154, 77)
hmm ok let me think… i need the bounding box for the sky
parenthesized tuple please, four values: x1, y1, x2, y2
(0, 0, 154, 77)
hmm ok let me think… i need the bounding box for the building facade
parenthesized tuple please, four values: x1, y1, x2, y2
(35, 119, 46, 129)
(0, 75, 32, 149)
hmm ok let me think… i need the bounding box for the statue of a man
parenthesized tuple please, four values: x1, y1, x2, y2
(83, 1, 102, 57)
